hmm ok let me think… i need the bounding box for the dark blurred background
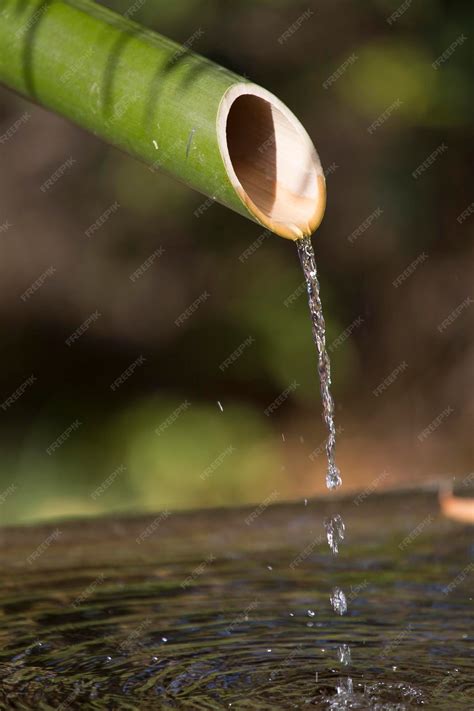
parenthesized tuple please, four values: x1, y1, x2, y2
(0, 0, 472, 524)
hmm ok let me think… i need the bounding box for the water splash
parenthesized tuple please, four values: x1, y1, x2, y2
(325, 514, 345, 555)
(296, 236, 341, 490)
(338, 644, 352, 666)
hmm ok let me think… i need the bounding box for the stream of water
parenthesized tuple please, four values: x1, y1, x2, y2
(296, 237, 341, 493)
(297, 235, 351, 690)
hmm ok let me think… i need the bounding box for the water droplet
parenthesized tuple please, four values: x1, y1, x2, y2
(217, 401, 223, 412)
(338, 644, 352, 665)
(289, 612, 294, 617)
(327, 464, 342, 490)
(267, 565, 273, 571)
(330, 587, 347, 615)
(267, 648, 272, 652)
(161, 637, 168, 643)
(325, 514, 345, 554)
(307, 609, 315, 617)
(152, 140, 159, 150)
(304, 498, 308, 506)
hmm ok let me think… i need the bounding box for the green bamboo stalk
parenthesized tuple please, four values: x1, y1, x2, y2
(0, 0, 326, 239)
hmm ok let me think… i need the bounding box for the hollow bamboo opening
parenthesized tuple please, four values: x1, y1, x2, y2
(218, 83, 326, 240)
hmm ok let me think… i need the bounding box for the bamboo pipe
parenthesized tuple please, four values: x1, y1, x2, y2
(0, 0, 326, 240)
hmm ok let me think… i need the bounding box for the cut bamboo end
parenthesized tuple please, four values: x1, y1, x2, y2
(217, 83, 326, 241)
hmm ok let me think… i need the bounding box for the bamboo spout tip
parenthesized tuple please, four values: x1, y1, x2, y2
(218, 83, 326, 240)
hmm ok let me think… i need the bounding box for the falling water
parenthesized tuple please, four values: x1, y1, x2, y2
(296, 236, 341, 491)
(296, 235, 352, 689)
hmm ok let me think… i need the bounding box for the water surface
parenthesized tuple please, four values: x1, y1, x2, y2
(0, 488, 472, 709)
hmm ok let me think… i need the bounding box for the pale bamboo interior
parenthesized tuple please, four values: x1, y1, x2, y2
(218, 84, 325, 240)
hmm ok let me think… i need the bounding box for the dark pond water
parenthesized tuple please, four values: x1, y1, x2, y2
(0, 488, 473, 709)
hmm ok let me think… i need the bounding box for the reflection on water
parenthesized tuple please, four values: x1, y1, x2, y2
(0, 489, 473, 709)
